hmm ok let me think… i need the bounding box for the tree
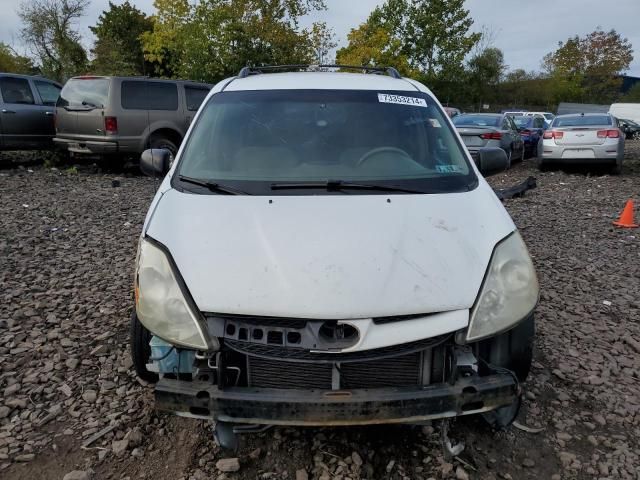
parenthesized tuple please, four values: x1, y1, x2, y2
(307, 22, 336, 64)
(543, 29, 634, 103)
(335, 21, 414, 76)
(18, 0, 89, 81)
(406, 0, 481, 82)
(336, 0, 479, 85)
(623, 82, 640, 102)
(0, 43, 36, 74)
(142, 0, 326, 82)
(90, 1, 154, 75)
(466, 47, 506, 108)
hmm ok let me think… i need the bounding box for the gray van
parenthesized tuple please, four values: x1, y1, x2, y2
(54, 76, 212, 159)
(0, 73, 61, 151)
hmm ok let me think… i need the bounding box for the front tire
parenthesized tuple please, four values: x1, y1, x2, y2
(130, 311, 158, 383)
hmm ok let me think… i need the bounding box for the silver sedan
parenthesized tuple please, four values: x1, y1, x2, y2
(452, 113, 525, 168)
(539, 113, 625, 173)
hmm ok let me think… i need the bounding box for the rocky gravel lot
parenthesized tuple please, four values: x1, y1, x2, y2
(1, 146, 639, 480)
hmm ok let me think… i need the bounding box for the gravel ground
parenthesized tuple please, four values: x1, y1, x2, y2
(1, 145, 639, 480)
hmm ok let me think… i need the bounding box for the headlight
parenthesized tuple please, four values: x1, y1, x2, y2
(466, 231, 539, 342)
(135, 237, 211, 350)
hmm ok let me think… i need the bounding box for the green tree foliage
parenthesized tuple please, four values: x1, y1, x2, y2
(543, 29, 633, 103)
(335, 20, 414, 75)
(406, 0, 480, 81)
(336, 0, 479, 91)
(0, 43, 36, 74)
(466, 47, 506, 107)
(18, 0, 88, 81)
(90, 1, 154, 75)
(142, 0, 326, 82)
(623, 82, 640, 102)
(307, 21, 336, 64)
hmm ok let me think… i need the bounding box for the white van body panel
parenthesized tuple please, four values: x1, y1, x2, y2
(609, 103, 640, 124)
(336, 310, 469, 352)
(146, 183, 514, 324)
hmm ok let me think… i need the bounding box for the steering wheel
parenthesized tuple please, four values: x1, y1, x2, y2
(356, 146, 412, 167)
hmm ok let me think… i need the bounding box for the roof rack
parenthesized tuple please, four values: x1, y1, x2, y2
(237, 64, 402, 80)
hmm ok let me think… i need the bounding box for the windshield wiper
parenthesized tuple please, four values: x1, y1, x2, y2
(178, 175, 249, 195)
(270, 180, 426, 194)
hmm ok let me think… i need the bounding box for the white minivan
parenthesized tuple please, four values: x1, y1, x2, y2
(131, 66, 539, 447)
(609, 103, 640, 125)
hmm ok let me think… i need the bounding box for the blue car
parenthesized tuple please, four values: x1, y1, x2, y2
(511, 115, 546, 158)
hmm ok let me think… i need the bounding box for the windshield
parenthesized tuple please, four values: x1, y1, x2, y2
(176, 89, 476, 195)
(57, 78, 110, 108)
(543, 113, 555, 121)
(553, 115, 612, 127)
(512, 116, 533, 128)
(452, 114, 501, 127)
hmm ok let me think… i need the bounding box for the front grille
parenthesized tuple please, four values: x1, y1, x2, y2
(248, 357, 332, 389)
(225, 334, 449, 364)
(340, 353, 421, 389)
(246, 351, 422, 390)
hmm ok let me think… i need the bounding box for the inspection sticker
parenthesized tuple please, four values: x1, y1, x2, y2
(435, 165, 463, 173)
(378, 93, 427, 108)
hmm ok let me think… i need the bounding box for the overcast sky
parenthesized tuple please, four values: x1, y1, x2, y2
(1, 0, 639, 76)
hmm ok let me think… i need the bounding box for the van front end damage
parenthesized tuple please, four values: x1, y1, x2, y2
(147, 315, 523, 429)
(155, 373, 518, 426)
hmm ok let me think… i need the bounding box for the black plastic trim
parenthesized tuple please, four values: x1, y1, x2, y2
(155, 373, 518, 425)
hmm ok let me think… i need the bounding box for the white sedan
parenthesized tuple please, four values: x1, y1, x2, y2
(539, 113, 625, 173)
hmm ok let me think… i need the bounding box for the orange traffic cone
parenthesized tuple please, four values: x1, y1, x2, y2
(613, 199, 638, 228)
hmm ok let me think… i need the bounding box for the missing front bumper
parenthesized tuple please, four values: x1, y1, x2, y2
(155, 373, 519, 426)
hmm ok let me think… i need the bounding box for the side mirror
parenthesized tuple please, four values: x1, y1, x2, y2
(477, 147, 509, 177)
(140, 149, 171, 177)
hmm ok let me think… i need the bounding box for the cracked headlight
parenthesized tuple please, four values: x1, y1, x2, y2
(135, 237, 211, 350)
(466, 231, 539, 342)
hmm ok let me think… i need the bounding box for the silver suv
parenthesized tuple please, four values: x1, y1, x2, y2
(54, 76, 211, 159)
(0, 73, 61, 151)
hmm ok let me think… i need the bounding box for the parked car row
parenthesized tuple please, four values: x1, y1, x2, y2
(0, 72, 212, 161)
(0, 71, 637, 176)
(447, 106, 629, 173)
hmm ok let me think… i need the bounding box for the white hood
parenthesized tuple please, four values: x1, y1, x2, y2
(145, 183, 514, 319)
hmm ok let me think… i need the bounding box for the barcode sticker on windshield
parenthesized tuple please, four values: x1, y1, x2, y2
(378, 93, 427, 108)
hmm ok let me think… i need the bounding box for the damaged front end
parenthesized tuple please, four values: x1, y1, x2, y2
(148, 312, 522, 428)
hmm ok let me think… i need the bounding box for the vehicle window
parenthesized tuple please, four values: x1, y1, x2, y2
(553, 115, 612, 127)
(544, 113, 554, 121)
(0, 77, 34, 104)
(34, 81, 61, 106)
(185, 86, 210, 111)
(533, 117, 544, 128)
(121, 81, 178, 110)
(512, 117, 531, 128)
(57, 78, 109, 108)
(452, 114, 501, 127)
(177, 90, 476, 195)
